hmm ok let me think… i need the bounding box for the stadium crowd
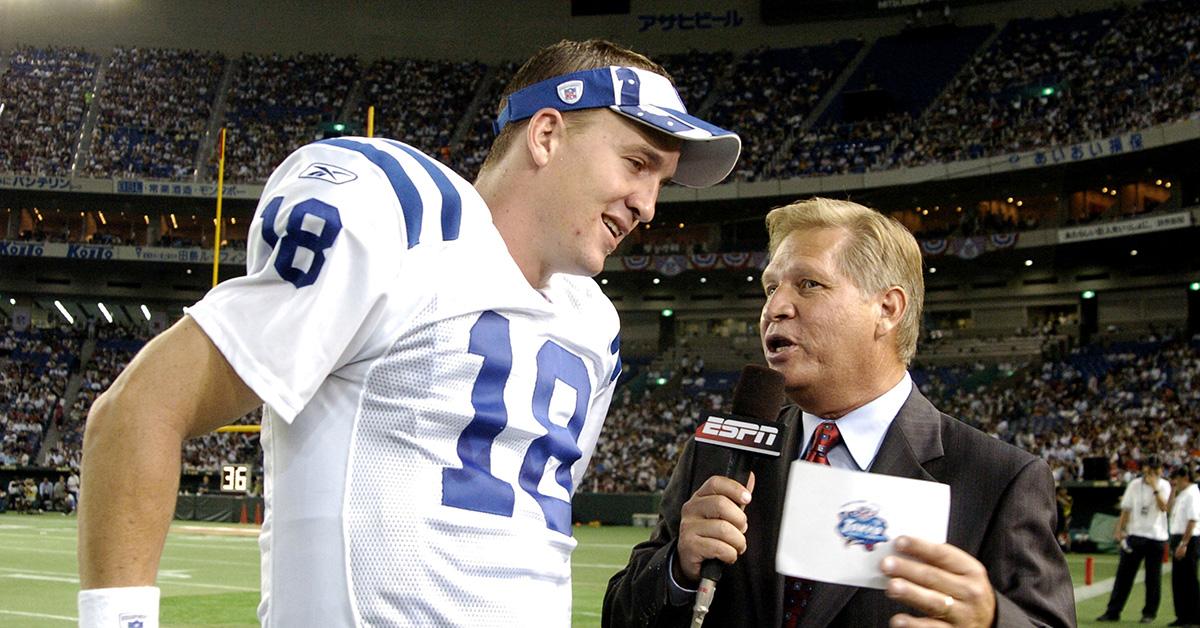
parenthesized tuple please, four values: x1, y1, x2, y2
(3, 0, 1200, 183)
(0, 317, 1197, 501)
(582, 332, 1200, 493)
(355, 57, 487, 166)
(221, 52, 358, 182)
(452, 61, 519, 182)
(708, 41, 863, 182)
(0, 46, 97, 176)
(85, 47, 225, 180)
(0, 326, 78, 466)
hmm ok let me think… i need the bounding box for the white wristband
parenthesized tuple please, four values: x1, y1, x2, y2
(78, 586, 160, 628)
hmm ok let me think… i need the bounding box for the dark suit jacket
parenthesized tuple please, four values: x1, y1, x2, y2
(602, 388, 1076, 628)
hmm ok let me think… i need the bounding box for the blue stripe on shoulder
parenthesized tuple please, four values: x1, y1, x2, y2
(609, 333, 622, 383)
(317, 138, 422, 248)
(382, 139, 462, 241)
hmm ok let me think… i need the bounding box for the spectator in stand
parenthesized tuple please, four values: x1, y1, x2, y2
(53, 476, 69, 513)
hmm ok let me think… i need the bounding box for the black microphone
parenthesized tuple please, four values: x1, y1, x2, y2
(690, 364, 787, 627)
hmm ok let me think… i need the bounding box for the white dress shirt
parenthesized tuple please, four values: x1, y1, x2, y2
(1121, 476, 1171, 541)
(1170, 483, 1200, 537)
(800, 372, 913, 470)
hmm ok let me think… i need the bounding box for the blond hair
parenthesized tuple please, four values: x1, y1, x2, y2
(765, 197, 924, 365)
(479, 39, 672, 174)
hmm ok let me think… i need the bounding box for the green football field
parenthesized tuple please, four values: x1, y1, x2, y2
(0, 512, 1186, 626)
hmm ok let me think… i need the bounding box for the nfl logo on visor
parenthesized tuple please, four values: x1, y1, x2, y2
(557, 80, 584, 105)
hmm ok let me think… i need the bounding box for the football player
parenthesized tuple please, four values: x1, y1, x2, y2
(77, 39, 740, 626)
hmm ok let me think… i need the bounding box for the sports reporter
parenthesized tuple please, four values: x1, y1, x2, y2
(603, 198, 1074, 628)
(77, 39, 741, 627)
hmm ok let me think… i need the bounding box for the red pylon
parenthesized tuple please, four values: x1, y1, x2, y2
(239, 501, 248, 524)
(254, 502, 263, 525)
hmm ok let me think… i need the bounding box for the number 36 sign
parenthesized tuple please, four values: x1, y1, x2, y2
(221, 464, 251, 493)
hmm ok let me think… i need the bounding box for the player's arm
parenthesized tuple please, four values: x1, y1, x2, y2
(78, 316, 260, 588)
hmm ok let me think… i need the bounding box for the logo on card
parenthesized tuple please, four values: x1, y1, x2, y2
(119, 614, 146, 628)
(299, 162, 358, 184)
(836, 501, 889, 551)
(557, 79, 584, 105)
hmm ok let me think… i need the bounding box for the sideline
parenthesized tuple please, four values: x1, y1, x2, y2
(1074, 563, 1173, 602)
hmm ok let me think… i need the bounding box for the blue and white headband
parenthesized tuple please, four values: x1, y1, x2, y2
(494, 66, 741, 188)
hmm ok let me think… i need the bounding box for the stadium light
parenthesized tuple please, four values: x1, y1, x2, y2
(652, 277, 660, 285)
(1024, 259, 1033, 267)
(1041, 87, 1055, 96)
(8, 298, 14, 306)
(746, 275, 754, 282)
(699, 277, 707, 284)
(53, 300, 75, 325)
(600, 278, 608, 285)
(929, 267, 937, 274)
(140, 304, 151, 321)
(1130, 250, 1138, 256)
(97, 302, 113, 324)
(333, 123, 346, 132)
(661, 309, 674, 317)
(1190, 282, 1199, 292)
(1082, 290, 1096, 300)
(655, 377, 667, 386)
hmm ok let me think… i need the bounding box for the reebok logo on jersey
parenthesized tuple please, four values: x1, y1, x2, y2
(557, 80, 584, 105)
(300, 162, 358, 184)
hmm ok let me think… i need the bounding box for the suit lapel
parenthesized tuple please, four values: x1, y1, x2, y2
(799, 389, 945, 627)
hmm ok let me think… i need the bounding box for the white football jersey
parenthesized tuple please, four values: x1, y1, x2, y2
(187, 138, 622, 627)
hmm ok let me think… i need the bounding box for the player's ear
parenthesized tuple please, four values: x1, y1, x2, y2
(526, 107, 566, 168)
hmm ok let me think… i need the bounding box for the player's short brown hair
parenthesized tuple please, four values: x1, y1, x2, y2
(766, 198, 925, 366)
(478, 39, 672, 176)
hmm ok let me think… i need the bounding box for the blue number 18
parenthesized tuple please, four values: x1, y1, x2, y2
(441, 311, 591, 535)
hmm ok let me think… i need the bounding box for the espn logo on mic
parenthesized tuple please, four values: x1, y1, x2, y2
(694, 414, 784, 457)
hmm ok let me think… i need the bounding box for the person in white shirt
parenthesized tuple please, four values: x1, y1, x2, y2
(1098, 455, 1172, 623)
(1169, 465, 1200, 627)
(75, 39, 742, 627)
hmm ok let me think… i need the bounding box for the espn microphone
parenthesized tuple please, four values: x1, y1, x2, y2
(691, 364, 787, 628)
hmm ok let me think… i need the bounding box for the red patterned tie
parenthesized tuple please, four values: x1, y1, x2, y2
(782, 421, 842, 628)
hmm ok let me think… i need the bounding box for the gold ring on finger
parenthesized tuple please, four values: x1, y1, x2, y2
(937, 595, 955, 618)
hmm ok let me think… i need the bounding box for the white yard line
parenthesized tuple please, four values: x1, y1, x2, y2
(1073, 562, 1173, 602)
(0, 609, 76, 622)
